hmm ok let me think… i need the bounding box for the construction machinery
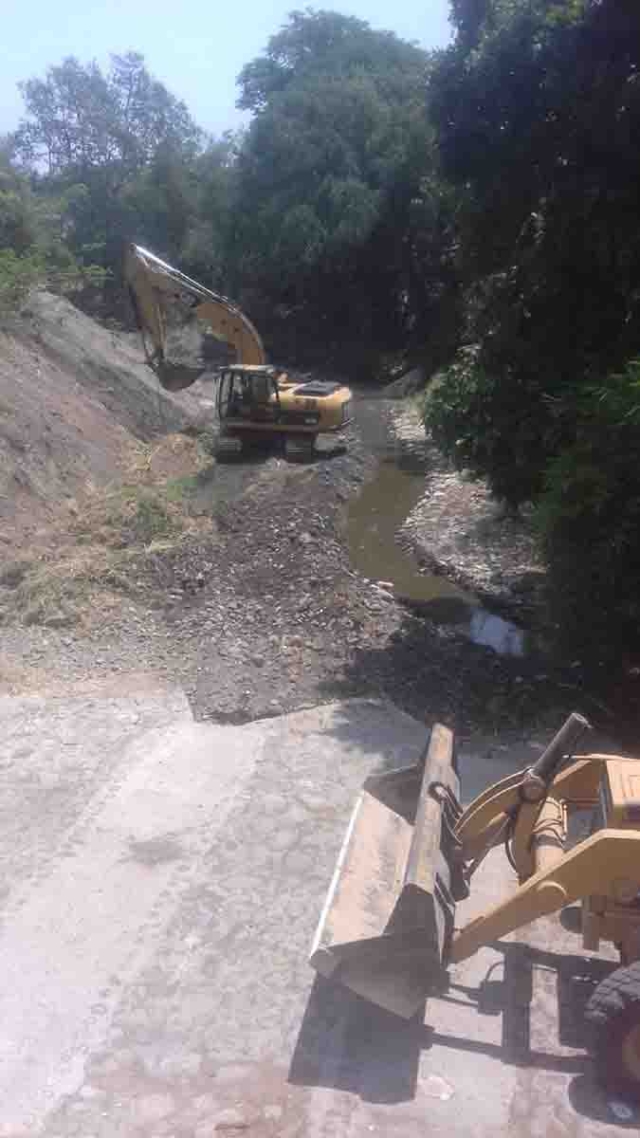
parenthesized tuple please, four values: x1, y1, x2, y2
(124, 244, 352, 458)
(310, 713, 640, 1094)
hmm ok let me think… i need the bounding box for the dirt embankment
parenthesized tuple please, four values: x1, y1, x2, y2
(0, 292, 224, 627)
(0, 291, 206, 545)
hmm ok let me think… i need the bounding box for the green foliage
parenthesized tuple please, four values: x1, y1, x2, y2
(0, 246, 108, 317)
(231, 8, 452, 373)
(129, 492, 174, 543)
(0, 250, 44, 314)
(10, 53, 204, 307)
(427, 0, 640, 654)
(427, 0, 640, 504)
(0, 151, 109, 315)
(537, 360, 640, 655)
(237, 9, 426, 112)
(14, 53, 201, 176)
(425, 347, 555, 508)
(4, 23, 458, 372)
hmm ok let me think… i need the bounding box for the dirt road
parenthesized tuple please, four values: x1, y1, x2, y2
(0, 692, 633, 1136)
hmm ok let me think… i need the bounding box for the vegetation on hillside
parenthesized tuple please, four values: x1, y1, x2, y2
(3, 2, 640, 662)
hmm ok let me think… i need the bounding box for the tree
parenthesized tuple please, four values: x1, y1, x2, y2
(229, 9, 447, 373)
(14, 53, 201, 180)
(11, 54, 203, 300)
(0, 148, 107, 316)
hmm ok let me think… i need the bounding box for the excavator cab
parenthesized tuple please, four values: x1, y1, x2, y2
(216, 366, 280, 424)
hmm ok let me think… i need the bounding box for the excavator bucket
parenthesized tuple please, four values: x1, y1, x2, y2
(310, 724, 462, 1019)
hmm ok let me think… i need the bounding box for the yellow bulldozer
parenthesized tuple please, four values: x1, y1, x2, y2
(124, 244, 352, 459)
(310, 713, 640, 1095)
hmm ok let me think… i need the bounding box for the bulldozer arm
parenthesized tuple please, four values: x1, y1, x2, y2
(451, 829, 640, 963)
(309, 712, 600, 1019)
(309, 724, 463, 1018)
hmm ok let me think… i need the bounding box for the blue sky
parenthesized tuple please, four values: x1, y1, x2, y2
(2, 0, 452, 138)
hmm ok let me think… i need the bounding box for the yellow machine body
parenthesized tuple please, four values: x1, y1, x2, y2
(311, 714, 640, 1021)
(124, 245, 352, 450)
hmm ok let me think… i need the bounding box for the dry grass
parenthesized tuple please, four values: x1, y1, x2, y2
(0, 654, 37, 693)
(0, 432, 217, 630)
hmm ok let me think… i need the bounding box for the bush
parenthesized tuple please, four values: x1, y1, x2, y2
(0, 248, 108, 320)
(537, 360, 640, 658)
(131, 493, 174, 543)
(0, 250, 44, 316)
(423, 346, 555, 509)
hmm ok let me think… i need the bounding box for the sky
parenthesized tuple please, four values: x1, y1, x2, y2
(1, 0, 452, 138)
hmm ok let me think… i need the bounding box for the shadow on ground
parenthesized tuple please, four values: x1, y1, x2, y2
(318, 609, 616, 740)
(289, 976, 424, 1104)
(290, 943, 639, 1126)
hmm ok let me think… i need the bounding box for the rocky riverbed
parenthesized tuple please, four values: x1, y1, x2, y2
(390, 402, 548, 622)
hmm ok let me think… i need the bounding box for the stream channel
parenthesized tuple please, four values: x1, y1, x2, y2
(348, 397, 528, 657)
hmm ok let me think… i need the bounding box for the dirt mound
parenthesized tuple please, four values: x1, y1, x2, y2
(0, 291, 203, 546)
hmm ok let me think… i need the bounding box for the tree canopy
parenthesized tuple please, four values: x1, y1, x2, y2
(14, 52, 201, 178)
(9, 53, 205, 306)
(230, 10, 445, 372)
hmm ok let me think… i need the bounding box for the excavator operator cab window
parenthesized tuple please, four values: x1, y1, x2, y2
(252, 374, 271, 404)
(216, 369, 279, 422)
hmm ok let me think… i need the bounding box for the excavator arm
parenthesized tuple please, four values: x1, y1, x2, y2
(124, 244, 266, 391)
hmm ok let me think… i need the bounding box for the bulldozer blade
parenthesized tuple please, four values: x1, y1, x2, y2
(310, 724, 459, 1019)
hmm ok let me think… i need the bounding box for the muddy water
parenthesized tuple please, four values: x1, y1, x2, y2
(349, 398, 527, 657)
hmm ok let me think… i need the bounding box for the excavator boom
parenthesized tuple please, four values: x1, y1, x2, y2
(124, 244, 266, 390)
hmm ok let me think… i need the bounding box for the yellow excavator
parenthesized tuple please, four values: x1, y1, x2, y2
(311, 713, 640, 1095)
(124, 244, 352, 459)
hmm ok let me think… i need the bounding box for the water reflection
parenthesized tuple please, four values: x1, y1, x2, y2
(469, 609, 525, 657)
(347, 401, 528, 659)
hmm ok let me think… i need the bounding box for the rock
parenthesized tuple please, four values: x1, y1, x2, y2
(159, 1051, 202, 1078)
(193, 1093, 218, 1115)
(132, 1092, 175, 1124)
(78, 1084, 107, 1101)
(421, 1073, 454, 1100)
(372, 586, 394, 602)
(298, 532, 313, 546)
(43, 611, 75, 629)
(214, 1107, 250, 1130)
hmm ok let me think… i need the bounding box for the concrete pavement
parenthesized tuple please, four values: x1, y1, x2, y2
(0, 692, 636, 1135)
